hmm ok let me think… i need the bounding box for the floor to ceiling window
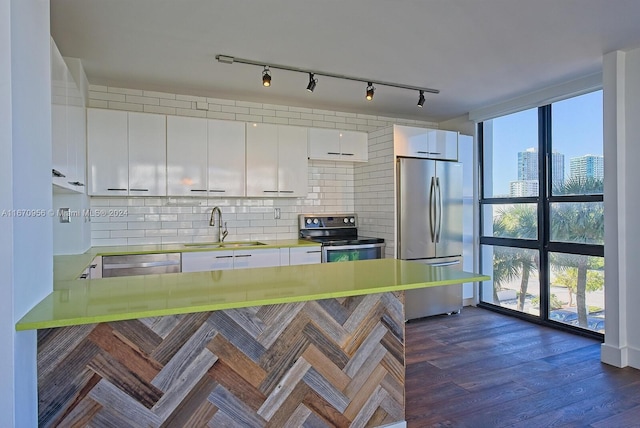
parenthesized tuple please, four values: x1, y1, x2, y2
(479, 90, 604, 337)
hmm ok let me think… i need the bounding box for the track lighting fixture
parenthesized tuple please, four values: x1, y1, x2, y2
(216, 54, 439, 108)
(366, 82, 375, 101)
(306, 73, 317, 92)
(417, 90, 425, 108)
(262, 66, 271, 87)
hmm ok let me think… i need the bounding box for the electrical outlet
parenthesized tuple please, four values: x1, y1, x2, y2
(59, 208, 70, 223)
(274, 208, 281, 219)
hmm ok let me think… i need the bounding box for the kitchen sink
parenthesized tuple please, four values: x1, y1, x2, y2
(183, 241, 267, 249)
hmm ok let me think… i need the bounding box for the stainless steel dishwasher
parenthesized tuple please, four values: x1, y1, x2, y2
(102, 253, 181, 277)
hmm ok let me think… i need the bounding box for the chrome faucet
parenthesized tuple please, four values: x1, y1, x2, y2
(209, 207, 228, 242)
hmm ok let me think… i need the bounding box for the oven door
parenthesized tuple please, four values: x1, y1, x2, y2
(322, 243, 385, 263)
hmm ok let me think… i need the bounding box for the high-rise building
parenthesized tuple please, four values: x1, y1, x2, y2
(570, 154, 604, 180)
(512, 148, 565, 197)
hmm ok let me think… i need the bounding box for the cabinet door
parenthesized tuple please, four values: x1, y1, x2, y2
(129, 112, 167, 196)
(67, 103, 86, 189)
(289, 247, 322, 265)
(339, 131, 368, 162)
(167, 116, 208, 196)
(308, 128, 341, 161)
(233, 248, 281, 269)
(393, 125, 428, 157)
(182, 250, 234, 272)
(51, 39, 70, 189)
(278, 125, 308, 196)
(246, 123, 279, 197)
(208, 119, 245, 197)
(428, 130, 458, 161)
(87, 109, 129, 196)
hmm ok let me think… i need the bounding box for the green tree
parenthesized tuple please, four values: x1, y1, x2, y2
(492, 205, 538, 311)
(551, 177, 604, 327)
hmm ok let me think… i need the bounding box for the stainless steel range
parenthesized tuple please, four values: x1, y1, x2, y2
(298, 214, 385, 262)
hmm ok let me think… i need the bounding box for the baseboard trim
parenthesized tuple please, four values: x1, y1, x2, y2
(601, 343, 628, 367)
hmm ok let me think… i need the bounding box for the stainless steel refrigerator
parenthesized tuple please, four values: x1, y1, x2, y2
(397, 157, 463, 320)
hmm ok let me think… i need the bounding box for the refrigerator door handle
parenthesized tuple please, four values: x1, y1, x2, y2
(429, 176, 436, 242)
(435, 177, 443, 243)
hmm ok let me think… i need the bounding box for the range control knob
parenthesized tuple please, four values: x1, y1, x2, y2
(306, 218, 312, 225)
(343, 217, 349, 224)
(312, 218, 319, 225)
(349, 217, 355, 224)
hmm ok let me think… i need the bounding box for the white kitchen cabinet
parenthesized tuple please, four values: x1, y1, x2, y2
(87, 109, 129, 196)
(51, 38, 87, 192)
(277, 125, 308, 196)
(128, 112, 166, 196)
(167, 116, 208, 196)
(181, 248, 281, 272)
(232, 248, 281, 269)
(308, 128, 368, 162)
(246, 123, 308, 197)
(393, 125, 458, 161)
(289, 247, 322, 265)
(208, 119, 245, 197)
(182, 250, 234, 272)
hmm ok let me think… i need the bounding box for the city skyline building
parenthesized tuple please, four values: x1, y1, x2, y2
(570, 154, 604, 180)
(511, 148, 565, 197)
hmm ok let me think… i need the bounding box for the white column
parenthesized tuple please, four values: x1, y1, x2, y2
(602, 47, 640, 368)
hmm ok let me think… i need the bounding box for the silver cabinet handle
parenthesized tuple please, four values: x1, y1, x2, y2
(209, 189, 226, 193)
(279, 190, 294, 194)
(190, 189, 207, 192)
(327, 152, 341, 155)
(107, 188, 127, 191)
(234, 254, 252, 258)
(52, 169, 66, 178)
(130, 188, 148, 192)
(341, 153, 354, 156)
(307, 250, 321, 253)
(263, 190, 279, 193)
(68, 181, 85, 187)
(215, 255, 233, 259)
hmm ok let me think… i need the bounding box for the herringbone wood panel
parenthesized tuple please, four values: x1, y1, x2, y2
(38, 292, 405, 427)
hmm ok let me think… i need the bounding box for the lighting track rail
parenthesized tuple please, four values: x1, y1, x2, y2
(216, 54, 439, 105)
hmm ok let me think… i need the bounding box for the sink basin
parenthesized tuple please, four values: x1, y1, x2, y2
(183, 241, 267, 249)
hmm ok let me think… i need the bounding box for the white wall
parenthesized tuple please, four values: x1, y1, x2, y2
(0, 0, 15, 424)
(601, 48, 640, 369)
(5, 0, 53, 426)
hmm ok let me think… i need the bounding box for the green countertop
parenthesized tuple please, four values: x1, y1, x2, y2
(16, 258, 489, 331)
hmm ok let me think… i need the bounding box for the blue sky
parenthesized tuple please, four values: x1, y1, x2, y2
(489, 90, 603, 196)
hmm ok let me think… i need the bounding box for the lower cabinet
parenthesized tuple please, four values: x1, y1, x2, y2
(289, 247, 322, 265)
(182, 248, 281, 273)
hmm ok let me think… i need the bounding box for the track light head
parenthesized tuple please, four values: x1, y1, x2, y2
(366, 82, 375, 101)
(306, 73, 317, 92)
(262, 66, 271, 87)
(417, 90, 425, 108)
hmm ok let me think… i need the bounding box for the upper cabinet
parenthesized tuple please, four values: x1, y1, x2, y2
(208, 119, 245, 197)
(166, 116, 208, 196)
(308, 128, 368, 162)
(87, 109, 166, 196)
(393, 125, 458, 161)
(246, 123, 308, 197)
(166, 116, 246, 197)
(128, 112, 167, 196)
(51, 38, 86, 192)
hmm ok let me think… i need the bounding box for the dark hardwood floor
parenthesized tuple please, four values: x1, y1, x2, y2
(405, 306, 640, 428)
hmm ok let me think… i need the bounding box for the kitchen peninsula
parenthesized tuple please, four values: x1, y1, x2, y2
(18, 253, 488, 427)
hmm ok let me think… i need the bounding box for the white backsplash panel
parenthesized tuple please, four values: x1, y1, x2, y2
(90, 160, 354, 246)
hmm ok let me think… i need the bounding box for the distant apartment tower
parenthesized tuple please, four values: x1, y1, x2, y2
(570, 154, 604, 180)
(511, 148, 565, 196)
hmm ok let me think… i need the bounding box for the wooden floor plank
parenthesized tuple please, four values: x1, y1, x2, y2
(405, 306, 640, 427)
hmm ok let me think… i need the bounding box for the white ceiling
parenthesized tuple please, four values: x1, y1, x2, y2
(50, 0, 640, 122)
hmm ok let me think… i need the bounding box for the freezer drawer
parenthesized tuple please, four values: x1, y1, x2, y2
(405, 257, 463, 321)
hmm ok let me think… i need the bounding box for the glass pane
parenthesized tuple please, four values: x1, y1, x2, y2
(551, 91, 603, 196)
(550, 202, 604, 245)
(482, 108, 539, 198)
(482, 204, 537, 239)
(480, 245, 540, 315)
(549, 253, 605, 333)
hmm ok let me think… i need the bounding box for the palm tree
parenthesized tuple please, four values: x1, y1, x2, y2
(551, 177, 604, 327)
(492, 205, 538, 311)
